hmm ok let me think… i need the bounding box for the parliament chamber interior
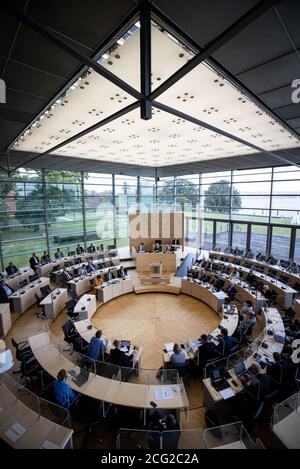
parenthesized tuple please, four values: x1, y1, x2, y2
(1, 0, 300, 451)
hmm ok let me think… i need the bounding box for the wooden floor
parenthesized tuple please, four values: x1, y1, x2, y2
(92, 292, 219, 370)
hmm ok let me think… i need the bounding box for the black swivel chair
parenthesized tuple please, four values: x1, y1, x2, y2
(11, 338, 33, 374)
(66, 298, 79, 321)
(62, 320, 84, 353)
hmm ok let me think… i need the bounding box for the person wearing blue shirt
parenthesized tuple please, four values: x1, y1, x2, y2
(86, 260, 96, 273)
(86, 330, 105, 361)
(52, 369, 78, 409)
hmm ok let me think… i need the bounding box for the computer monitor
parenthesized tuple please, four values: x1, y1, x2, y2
(19, 279, 28, 288)
(74, 258, 81, 265)
(29, 274, 38, 282)
(52, 265, 60, 272)
(120, 340, 130, 351)
(234, 361, 246, 376)
(40, 285, 51, 297)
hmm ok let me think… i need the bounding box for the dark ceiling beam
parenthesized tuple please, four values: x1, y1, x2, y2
(12, 100, 140, 171)
(153, 100, 300, 169)
(0, 0, 142, 100)
(140, 0, 152, 120)
(150, 0, 282, 100)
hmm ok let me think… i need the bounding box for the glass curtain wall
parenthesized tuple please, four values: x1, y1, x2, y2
(0, 165, 300, 269)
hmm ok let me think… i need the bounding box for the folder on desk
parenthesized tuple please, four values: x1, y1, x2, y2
(164, 342, 174, 352)
(5, 422, 26, 442)
(155, 387, 174, 400)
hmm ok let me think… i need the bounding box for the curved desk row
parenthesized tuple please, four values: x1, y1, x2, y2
(190, 266, 266, 313)
(203, 307, 285, 407)
(67, 265, 123, 296)
(29, 332, 188, 414)
(0, 377, 73, 449)
(211, 259, 296, 308)
(40, 288, 68, 320)
(3, 267, 34, 291)
(181, 278, 227, 314)
(37, 249, 119, 277)
(52, 256, 120, 283)
(209, 251, 300, 286)
(9, 277, 50, 314)
(96, 277, 134, 303)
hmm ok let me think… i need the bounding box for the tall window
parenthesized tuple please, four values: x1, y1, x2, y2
(271, 227, 291, 261)
(250, 224, 268, 256)
(232, 222, 247, 253)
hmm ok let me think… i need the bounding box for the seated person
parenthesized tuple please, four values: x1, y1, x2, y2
(87, 243, 96, 253)
(0, 279, 14, 302)
(108, 259, 114, 267)
(164, 243, 171, 252)
(172, 238, 180, 246)
(197, 334, 216, 367)
(139, 242, 145, 252)
(98, 260, 106, 270)
(99, 243, 104, 251)
(211, 278, 224, 291)
(244, 249, 253, 259)
(240, 300, 253, 316)
(148, 411, 180, 450)
(256, 252, 263, 261)
(5, 262, 19, 276)
(92, 274, 103, 293)
(266, 255, 274, 264)
(287, 261, 299, 274)
(266, 352, 289, 383)
(233, 246, 241, 256)
(52, 369, 78, 409)
(154, 241, 162, 252)
(29, 252, 40, 271)
(226, 283, 237, 301)
(77, 264, 86, 276)
(217, 327, 233, 355)
(240, 310, 256, 336)
(117, 266, 126, 278)
(76, 244, 84, 255)
(246, 269, 256, 285)
(240, 363, 277, 400)
(86, 260, 96, 274)
(229, 268, 240, 280)
(169, 343, 186, 367)
(86, 330, 105, 361)
(41, 250, 51, 265)
(109, 339, 133, 367)
(54, 248, 64, 259)
(61, 267, 73, 283)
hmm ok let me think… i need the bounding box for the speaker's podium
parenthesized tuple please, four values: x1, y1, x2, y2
(150, 262, 162, 278)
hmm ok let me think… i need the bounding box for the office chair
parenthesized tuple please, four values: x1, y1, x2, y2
(11, 338, 33, 374)
(61, 320, 84, 353)
(20, 354, 43, 384)
(66, 298, 79, 321)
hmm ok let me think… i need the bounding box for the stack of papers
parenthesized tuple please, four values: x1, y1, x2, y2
(164, 342, 174, 352)
(219, 387, 236, 399)
(155, 387, 174, 400)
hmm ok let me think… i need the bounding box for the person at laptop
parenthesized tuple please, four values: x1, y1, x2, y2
(5, 262, 19, 276)
(169, 343, 186, 367)
(148, 411, 180, 450)
(92, 274, 103, 293)
(239, 300, 253, 317)
(240, 363, 276, 399)
(86, 330, 105, 361)
(226, 283, 237, 301)
(0, 279, 14, 303)
(109, 340, 133, 367)
(86, 260, 96, 274)
(52, 369, 78, 409)
(55, 248, 64, 259)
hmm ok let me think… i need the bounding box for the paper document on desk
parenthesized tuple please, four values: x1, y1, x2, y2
(121, 346, 129, 352)
(40, 440, 59, 449)
(5, 422, 26, 442)
(164, 342, 174, 352)
(155, 387, 174, 400)
(219, 387, 235, 400)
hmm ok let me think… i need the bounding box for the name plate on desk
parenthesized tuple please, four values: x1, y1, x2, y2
(5, 422, 26, 442)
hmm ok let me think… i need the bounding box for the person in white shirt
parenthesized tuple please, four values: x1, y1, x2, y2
(139, 242, 145, 252)
(230, 268, 240, 280)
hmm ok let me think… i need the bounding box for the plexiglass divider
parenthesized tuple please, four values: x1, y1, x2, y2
(203, 422, 263, 449)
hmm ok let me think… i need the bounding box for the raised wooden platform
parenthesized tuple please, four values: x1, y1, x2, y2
(134, 284, 181, 294)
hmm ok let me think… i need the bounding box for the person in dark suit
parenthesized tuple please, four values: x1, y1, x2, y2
(0, 279, 14, 303)
(217, 328, 233, 355)
(266, 352, 289, 384)
(197, 334, 216, 367)
(61, 267, 73, 284)
(41, 251, 50, 265)
(240, 363, 277, 400)
(87, 243, 96, 253)
(55, 248, 64, 259)
(5, 262, 19, 276)
(109, 340, 133, 367)
(86, 260, 96, 274)
(148, 411, 180, 450)
(76, 244, 84, 255)
(226, 283, 237, 301)
(29, 252, 40, 271)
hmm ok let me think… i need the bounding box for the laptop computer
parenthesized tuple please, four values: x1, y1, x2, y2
(120, 340, 130, 352)
(234, 361, 246, 376)
(72, 367, 90, 387)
